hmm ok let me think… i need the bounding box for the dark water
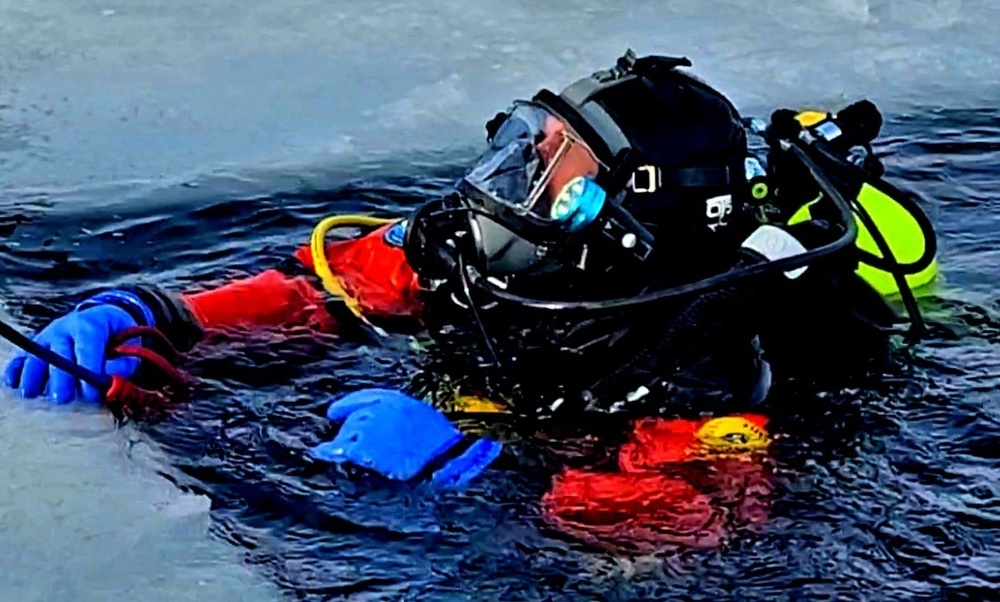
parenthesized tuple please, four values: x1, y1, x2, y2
(1, 108, 998, 601)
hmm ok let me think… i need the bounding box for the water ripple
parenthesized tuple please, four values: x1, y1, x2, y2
(2, 109, 1000, 600)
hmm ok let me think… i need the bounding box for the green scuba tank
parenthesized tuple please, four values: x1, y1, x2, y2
(787, 108, 938, 298)
(788, 184, 938, 297)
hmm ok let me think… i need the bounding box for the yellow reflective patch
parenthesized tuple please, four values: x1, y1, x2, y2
(784, 187, 938, 297)
(695, 417, 770, 452)
(454, 395, 509, 413)
(854, 184, 938, 296)
(787, 198, 818, 226)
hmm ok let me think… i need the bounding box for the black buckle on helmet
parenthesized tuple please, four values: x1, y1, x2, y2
(573, 49, 693, 95)
(591, 48, 638, 84)
(599, 208, 654, 262)
(631, 54, 693, 77)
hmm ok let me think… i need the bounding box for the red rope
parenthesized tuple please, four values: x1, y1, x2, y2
(110, 345, 186, 386)
(103, 326, 190, 421)
(110, 326, 183, 364)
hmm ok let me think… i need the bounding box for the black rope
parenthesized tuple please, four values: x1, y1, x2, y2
(456, 254, 505, 370)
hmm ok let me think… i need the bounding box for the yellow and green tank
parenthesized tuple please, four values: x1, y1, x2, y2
(787, 111, 939, 298)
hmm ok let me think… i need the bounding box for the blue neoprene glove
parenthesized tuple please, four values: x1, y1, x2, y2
(309, 388, 503, 491)
(3, 291, 153, 403)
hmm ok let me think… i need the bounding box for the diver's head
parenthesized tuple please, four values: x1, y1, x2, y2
(405, 50, 751, 287)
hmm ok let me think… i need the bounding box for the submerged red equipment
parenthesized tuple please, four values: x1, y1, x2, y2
(542, 414, 773, 553)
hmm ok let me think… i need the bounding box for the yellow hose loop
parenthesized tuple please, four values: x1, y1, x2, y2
(309, 214, 395, 332)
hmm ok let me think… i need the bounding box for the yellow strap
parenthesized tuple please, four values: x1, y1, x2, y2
(453, 394, 509, 414)
(309, 214, 395, 333)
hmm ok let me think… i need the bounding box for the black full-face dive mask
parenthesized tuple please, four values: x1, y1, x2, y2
(405, 101, 655, 284)
(405, 51, 755, 286)
(403, 51, 921, 382)
(459, 101, 621, 276)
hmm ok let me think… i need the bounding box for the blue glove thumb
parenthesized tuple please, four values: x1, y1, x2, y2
(309, 388, 501, 489)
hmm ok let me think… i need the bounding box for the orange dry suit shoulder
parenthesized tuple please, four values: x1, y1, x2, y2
(293, 219, 424, 323)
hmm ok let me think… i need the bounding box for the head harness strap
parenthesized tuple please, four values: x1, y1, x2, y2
(531, 50, 728, 190)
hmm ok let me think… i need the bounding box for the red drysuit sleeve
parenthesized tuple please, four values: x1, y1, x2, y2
(181, 270, 337, 332)
(179, 222, 423, 333)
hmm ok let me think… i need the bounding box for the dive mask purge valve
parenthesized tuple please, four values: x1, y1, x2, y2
(550, 176, 607, 231)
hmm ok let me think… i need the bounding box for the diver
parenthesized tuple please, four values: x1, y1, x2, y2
(2, 50, 937, 500)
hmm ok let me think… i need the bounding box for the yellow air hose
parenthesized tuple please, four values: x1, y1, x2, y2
(310, 214, 395, 335)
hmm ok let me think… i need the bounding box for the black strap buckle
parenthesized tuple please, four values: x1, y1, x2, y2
(600, 202, 655, 262)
